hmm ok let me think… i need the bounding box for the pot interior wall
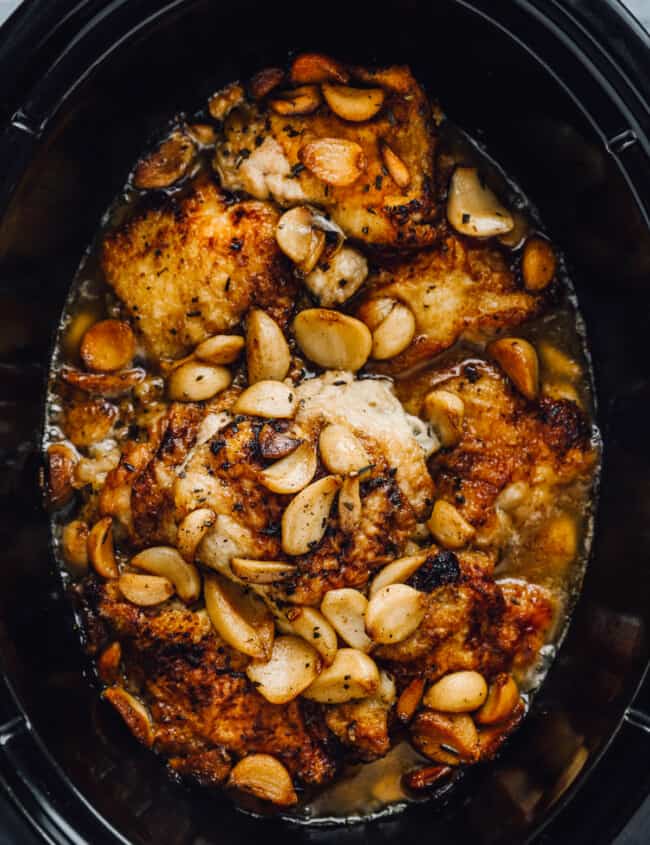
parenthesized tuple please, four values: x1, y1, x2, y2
(0, 1, 649, 843)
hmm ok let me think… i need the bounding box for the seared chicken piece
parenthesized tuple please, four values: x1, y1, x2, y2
(360, 237, 544, 372)
(375, 547, 554, 685)
(101, 178, 295, 359)
(415, 360, 595, 546)
(213, 65, 438, 247)
(86, 580, 337, 786)
(325, 697, 391, 761)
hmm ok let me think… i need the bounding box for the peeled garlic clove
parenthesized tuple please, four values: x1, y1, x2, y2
(260, 441, 317, 494)
(448, 166, 514, 238)
(338, 476, 362, 533)
(258, 424, 301, 460)
(246, 635, 320, 704)
(176, 507, 216, 561)
(411, 710, 479, 766)
(103, 686, 154, 748)
(194, 334, 244, 365)
(208, 82, 245, 121)
(397, 677, 426, 723)
(299, 138, 367, 187)
(290, 53, 349, 84)
(476, 674, 520, 725)
(321, 588, 372, 652)
(133, 130, 195, 190)
(365, 584, 425, 644)
(131, 546, 201, 602)
(118, 573, 174, 606)
(61, 519, 89, 574)
(319, 424, 369, 475)
(204, 573, 274, 659)
(87, 517, 118, 579)
(423, 671, 488, 713)
(47, 442, 78, 508)
(186, 123, 216, 147)
(97, 641, 122, 685)
(61, 366, 146, 397)
(427, 500, 475, 550)
(422, 390, 465, 447)
(302, 648, 380, 704)
(286, 606, 338, 665)
(304, 246, 368, 307)
(230, 558, 297, 584)
(246, 309, 291, 384)
(380, 141, 410, 189)
(358, 297, 396, 332)
(167, 362, 232, 402)
(377, 669, 397, 705)
(488, 337, 539, 400)
(293, 308, 372, 371)
(276, 206, 326, 272)
(228, 754, 297, 807)
(322, 83, 385, 122)
(269, 85, 322, 115)
(281, 475, 340, 556)
(522, 237, 557, 291)
(233, 380, 296, 418)
(538, 342, 581, 380)
(371, 302, 416, 360)
(369, 552, 429, 596)
(80, 319, 136, 373)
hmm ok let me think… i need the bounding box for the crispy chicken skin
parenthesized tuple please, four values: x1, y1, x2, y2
(101, 179, 295, 359)
(213, 65, 438, 247)
(325, 698, 391, 761)
(422, 360, 595, 541)
(360, 237, 545, 372)
(85, 580, 337, 786)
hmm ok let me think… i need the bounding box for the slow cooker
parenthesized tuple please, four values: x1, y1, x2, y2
(0, 0, 649, 842)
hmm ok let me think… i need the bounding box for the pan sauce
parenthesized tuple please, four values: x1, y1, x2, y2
(44, 55, 600, 823)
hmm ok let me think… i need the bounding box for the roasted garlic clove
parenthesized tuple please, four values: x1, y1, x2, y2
(80, 319, 135, 373)
(322, 83, 385, 122)
(46, 442, 78, 508)
(338, 476, 362, 533)
(87, 517, 119, 579)
(369, 551, 429, 596)
(319, 424, 369, 475)
(276, 206, 326, 273)
(365, 584, 425, 644)
(281, 475, 340, 556)
(304, 246, 368, 306)
(230, 558, 298, 584)
(370, 302, 416, 360)
(447, 166, 514, 238)
(233, 380, 296, 418)
(427, 500, 475, 550)
(61, 366, 146, 397)
(103, 686, 154, 748)
(488, 337, 539, 400)
(423, 671, 488, 713)
(522, 237, 557, 291)
(131, 546, 201, 602)
(269, 85, 322, 116)
(167, 361, 232, 402)
(118, 573, 175, 606)
(208, 82, 245, 121)
(321, 588, 372, 652)
(246, 635, 320, 704)
(249, 67, 285, 99)
(411, 710, 479, 766)
(133, 130, 195, 190)
(475, 674, 520, 725)
(422, 390, 465, 447)
(302, 648, 380, 704)
(194, 334, 244, 365)
(228, 754, 297, 807)
(286, 605, 338, 665)
(204, 573, 274, 659)
(61, 519, 89, 574)
(246, 309, 291, 383)
(293, 308, 372, 371)
(260, 441, 318, 495)
(380, 141, 410, 188)
(299, 138, 367, 187)
(397, 677, 426, 723)
(176, 508, 217, 562)
(289, 53, 349, 85)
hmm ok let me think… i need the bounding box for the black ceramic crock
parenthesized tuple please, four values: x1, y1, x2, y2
(0, 1, 649, 843)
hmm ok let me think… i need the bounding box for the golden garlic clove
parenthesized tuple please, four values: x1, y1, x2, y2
(299, 138, 367, 187)
(365, 584, 425, 644)
(246, 635, 321, 704)
(228, 754, 298, 807)
(131, 546, 201, 602)
(293, 308, 372, 371)
(103, 686, 154, 748)
(194, 334, 245, 365)
(475, 674, 520, 725)
(133, 130, 195, 190)
(281, 475, 340, 556)
(118, 573, 175, 606)
(204, 573, 274, 660)
(302, 648, 380, 704)
(167, 361, 232, 402)
(260, 441, 318, 495)
(369, 551, 429, 596)
(269, 85, 322, 116)
(380, 141, 411, 188)
(321, 588, 372, 652)
(286, 605, 338, 665)
(318, 424, 369, 475)
(290, 53, 349, 84)
(447, 166, 514, 238)
(522, 237, 557, 291)
(304, 246, 368, 306)
(87, 517, 119, 579)
(246, 309, 291, 384)
(488, 337, 539, 400)
(176, 507, 217, 562)
(322, 83, 385, 122)
(427, 500, 475, 550)
(230, 558, 298, 584)
(233, 380, 296, 418)
(422, 389, 465, 447)
(423, 671, 488, 713)
(370, 302, 416, 360)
